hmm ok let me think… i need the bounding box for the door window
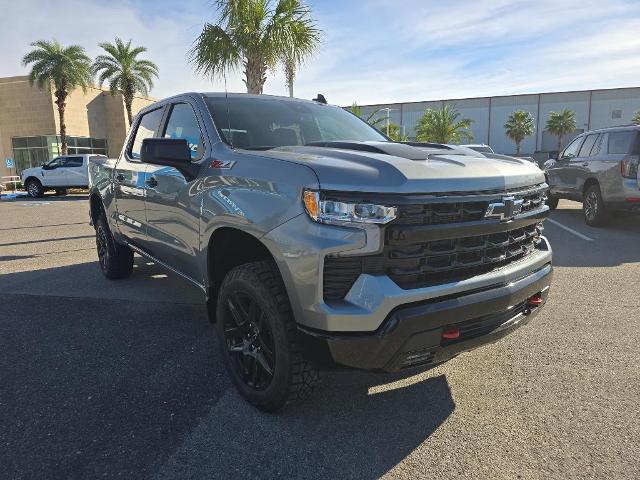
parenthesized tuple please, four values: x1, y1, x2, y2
(163, 103, 203, 159)
(44, 157, 65, 169)
(130, 108, 165, 159)
(63, 156, 83, 167)
(577, 134, 598, 158)
(560, 137, 583, 160)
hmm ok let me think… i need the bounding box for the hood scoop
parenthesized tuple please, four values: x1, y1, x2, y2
(305, 141, 439, 161)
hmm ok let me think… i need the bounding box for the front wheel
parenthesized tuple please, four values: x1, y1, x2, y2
(583, 185, 609, 227)
(95, 215, 134, 279)
(25, 179, 44, 198)
(216, 260, 319, 412)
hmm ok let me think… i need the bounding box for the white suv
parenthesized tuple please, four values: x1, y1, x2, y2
(21, 154, 106, 198)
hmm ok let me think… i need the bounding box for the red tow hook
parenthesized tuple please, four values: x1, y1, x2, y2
(527, 293, 545, 307)
(442, 327, 460, 340)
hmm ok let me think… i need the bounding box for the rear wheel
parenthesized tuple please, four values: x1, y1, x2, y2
(25, 179, 44, 198)
(95, 215, 134, 279)
(216, 260, 319, 412)
(583, 184, 609, 227)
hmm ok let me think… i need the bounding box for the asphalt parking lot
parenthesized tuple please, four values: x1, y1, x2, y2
(1, 195, 639, 480)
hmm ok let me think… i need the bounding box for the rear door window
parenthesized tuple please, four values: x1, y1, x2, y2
(129, 108, 165, 159)
(607, 131, 636, 154)
(63, 156, 84, 167)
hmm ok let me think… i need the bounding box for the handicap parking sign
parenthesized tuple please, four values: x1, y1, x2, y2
(5, 158, 13, 168)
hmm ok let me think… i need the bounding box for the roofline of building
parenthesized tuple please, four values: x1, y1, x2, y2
(0, 74, 156, 101)
(356, 85, 640, 108)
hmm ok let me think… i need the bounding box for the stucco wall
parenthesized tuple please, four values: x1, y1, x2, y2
(0, 75, 155, 177)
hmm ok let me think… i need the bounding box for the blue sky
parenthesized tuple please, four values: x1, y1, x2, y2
(2, 0, 640, 105)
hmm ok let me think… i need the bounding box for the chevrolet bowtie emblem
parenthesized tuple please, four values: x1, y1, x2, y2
(484, 196, 524, 221)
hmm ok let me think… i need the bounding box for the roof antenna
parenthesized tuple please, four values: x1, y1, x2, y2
(224, 72, 233, 148)
(313, 93, 327, 104)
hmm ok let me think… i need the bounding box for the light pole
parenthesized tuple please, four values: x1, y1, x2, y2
(381, 107, 398, 137)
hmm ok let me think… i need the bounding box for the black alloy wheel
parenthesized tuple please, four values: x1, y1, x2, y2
(215, 261, 319, 411)
(223, 291, 276, 391)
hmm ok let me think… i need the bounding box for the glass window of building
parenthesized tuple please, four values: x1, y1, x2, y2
(11, 135, 108, 172)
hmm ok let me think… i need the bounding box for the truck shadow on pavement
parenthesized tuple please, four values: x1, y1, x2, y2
(1, 260, 455, 480)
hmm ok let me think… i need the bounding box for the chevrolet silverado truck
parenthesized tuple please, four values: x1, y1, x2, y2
(88, 93, 553, 411)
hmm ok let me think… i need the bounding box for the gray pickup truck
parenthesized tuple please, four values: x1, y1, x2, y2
(88, 93, 553, 411)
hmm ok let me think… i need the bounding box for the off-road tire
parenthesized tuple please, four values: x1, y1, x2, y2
(25, 179, 44, 198)
(95, 215, 134, 279)
(546, 195, 559, 210)
(216, 260, 319, 412)
(583, 184, 609, 227)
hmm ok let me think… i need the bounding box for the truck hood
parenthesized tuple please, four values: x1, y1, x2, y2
(255, 142, 545, 193)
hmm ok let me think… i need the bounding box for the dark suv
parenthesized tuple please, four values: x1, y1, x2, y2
(544, 125, 640, 226)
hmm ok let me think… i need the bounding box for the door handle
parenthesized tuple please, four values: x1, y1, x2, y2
(115, 173, 125, 182)
(145, 177, 158, 188)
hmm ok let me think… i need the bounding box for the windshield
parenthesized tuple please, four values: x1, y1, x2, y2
(204, 96, 387, 149)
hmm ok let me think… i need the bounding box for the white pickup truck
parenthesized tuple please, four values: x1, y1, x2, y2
(21, 154, 106, 197)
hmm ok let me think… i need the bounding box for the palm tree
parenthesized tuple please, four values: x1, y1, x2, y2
(381, 123, 408, 142)
(415, 104, 473, 143)
(22, 40, 92, 155)
(190, 0, 321, 95)
(348, 103, 386, 129)
(92, 38, 159, 126)
(504, 110, 535, 155)
(632, 110, 640, 125)
(546, 109, 577, 151)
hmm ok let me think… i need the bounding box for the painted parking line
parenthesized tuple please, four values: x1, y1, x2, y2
(546, 218, 594, 241)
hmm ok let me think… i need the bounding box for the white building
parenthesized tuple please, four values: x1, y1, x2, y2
(357, 87, 640, 154)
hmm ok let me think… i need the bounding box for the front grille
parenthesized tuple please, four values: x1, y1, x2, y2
(322, 186, 548, 301)
(397, 201, 486, 225)
(383, 223, 542, 289)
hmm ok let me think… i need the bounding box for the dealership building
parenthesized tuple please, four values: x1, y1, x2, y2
(358, 86, 640, 155)
(0, 75, 155, 178)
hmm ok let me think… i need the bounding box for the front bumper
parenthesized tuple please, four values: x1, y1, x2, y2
(298, 261, 552, 372)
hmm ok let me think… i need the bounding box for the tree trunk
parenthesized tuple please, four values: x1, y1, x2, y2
(54, 82, 68, 155)
(285, 58, 295, 98)
(516, 141, 521, 155)
(243, 54, 267, 94)
(124, 89, 134, 128)
(557, 134, 563, 152)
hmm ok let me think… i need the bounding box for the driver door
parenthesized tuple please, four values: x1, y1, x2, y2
(143, 101, 206, 280)
(41, 156, 66, 186)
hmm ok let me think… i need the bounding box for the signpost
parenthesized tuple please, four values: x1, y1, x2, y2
(5, 158, 16, 193)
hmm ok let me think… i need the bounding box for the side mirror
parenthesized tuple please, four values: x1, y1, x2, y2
(140, 138, 198, 180)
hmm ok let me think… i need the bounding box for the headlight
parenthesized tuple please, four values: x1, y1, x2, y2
(303, 190, 397, 225)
